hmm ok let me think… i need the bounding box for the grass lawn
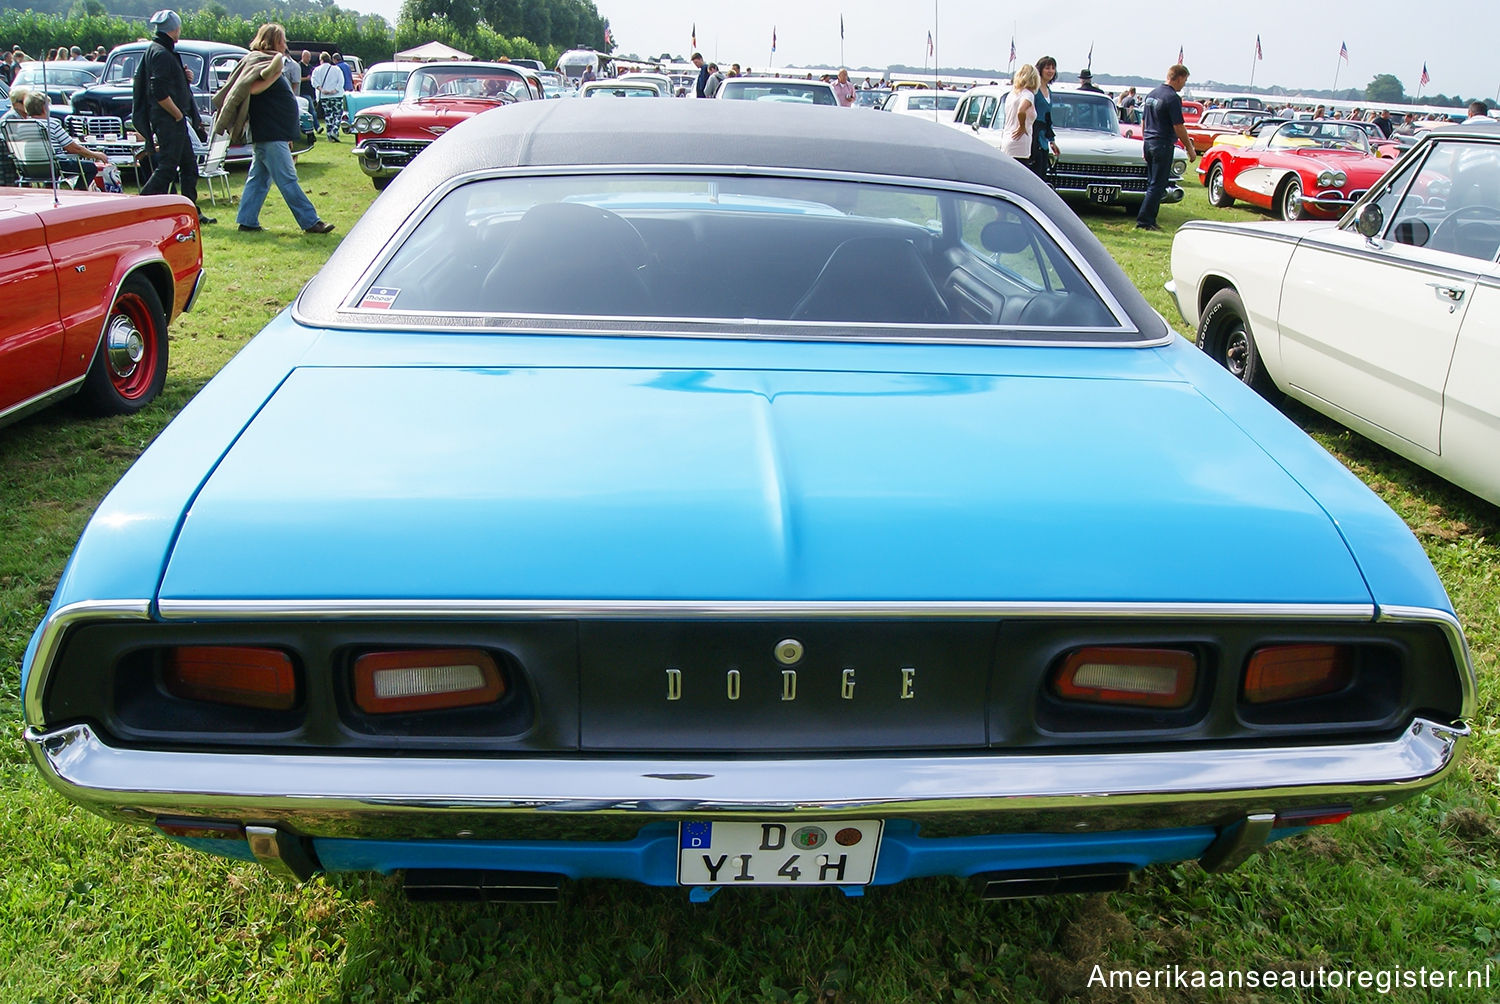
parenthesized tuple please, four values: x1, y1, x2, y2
(1, 142, 1497, 1003)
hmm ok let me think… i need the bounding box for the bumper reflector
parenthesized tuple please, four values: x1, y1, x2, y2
(164, 646, 297, 710)
(1243, 644, 1352, 704)
(1053, 647, 1197, 708)
(1274, 806, 1353, 827)
(353, 648, 504, 713)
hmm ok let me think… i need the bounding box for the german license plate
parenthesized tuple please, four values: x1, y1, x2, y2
(677, 820, 883, 886)
(1088, 184, 1121, 204)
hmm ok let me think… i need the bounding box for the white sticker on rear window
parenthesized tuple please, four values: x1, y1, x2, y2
(359, 286, 400, 310)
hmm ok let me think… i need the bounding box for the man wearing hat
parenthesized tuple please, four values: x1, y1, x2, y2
(1078, 68, 1103, 93)
(133, 10, 212, 223)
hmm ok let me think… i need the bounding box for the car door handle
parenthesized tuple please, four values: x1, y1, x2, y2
(1428, 283, 1466, 311)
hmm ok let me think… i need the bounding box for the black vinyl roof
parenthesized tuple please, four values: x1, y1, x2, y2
(297, 99, 1165, 339)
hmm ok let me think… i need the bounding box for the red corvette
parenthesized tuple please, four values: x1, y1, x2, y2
(1198, 119, 1394, 221)
(351, 61, 543, 190)
(1, 188, 203, 430)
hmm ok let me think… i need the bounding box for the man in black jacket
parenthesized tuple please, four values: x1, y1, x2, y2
(133, 9, 211, 223)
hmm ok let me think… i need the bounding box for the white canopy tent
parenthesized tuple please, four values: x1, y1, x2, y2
(393, 41, 473, 62)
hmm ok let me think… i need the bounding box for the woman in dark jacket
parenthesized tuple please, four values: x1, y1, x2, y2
(1030, 55, 1062, 182)
(231, 23, 333, 234)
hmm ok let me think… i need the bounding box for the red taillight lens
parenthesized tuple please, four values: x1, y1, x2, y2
(1274, 806, 1354, 828)
(1052, 647, 1197, 709)
(1243, 644, 1352, 704)
(164, 646, 297, 710)
(353, 648, 505, 714)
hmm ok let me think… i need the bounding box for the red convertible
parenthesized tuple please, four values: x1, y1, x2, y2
(351, 61, 543, 190)
(1199, 119, 1394, 221)
(1, 188, 203, 429)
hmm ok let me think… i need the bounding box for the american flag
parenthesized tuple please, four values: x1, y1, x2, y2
(1177, 45, 1184, 64)
(1339, 41, 1349, 62)
(603, 26, 613, 47)
(1008, 37, 1015, 65)
(1255, 35, 1262, 60)
(772, 26, 777, 52)
(1420, 62, 1430, 86)
(691, 23, 696, 48)
(928, 31, 935, 57)
(840, 15, 844, 40)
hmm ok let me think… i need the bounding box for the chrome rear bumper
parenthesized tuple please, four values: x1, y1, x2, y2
(26, 718, 1467, 842)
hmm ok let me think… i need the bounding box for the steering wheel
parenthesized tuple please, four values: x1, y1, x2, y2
(1430, 204, 1500, 251)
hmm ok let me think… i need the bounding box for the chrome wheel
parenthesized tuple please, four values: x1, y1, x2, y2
(1280, 178, 1304, 221)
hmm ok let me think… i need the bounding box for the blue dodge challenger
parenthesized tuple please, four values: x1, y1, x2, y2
(22, 100, 1475, 902)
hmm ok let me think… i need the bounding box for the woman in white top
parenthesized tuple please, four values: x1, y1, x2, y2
(1001, 64, 1039, 160)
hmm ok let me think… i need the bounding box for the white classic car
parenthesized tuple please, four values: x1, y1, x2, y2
(880, 88, 960, 121)
(1169, 126, 1500, 506)
(950, 85, 1188, 208)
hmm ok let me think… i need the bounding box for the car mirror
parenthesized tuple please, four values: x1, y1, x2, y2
(1355, 203, 1384, 240)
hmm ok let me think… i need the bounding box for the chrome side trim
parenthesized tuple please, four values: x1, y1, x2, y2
(154, 598, 1378, 621)
(1176, 220, 1305, 245)
(1298, 238, 1483, 285)
(21, 599, 152, 723)
(182, 269, 207, 314)
(0, 376, 86, 430)
(25, 719, 1469, 839)
(1377, 605, 1479, 719)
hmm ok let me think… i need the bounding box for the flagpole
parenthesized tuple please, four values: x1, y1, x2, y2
(1249, 40, 1256, 88)
(1332, 49, 1341, 96)
(932, 0, 939, 90)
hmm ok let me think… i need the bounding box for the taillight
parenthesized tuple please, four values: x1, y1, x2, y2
(1052, 647, 1197, 709)
(353, 648, 505, 714)
(1243, 644, 1352, 704)
(1274, 806, 1353, 827)
(164, 646, 297, 710)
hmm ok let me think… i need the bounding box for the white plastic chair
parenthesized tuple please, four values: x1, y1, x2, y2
(3, 119, 80, 188)
(198, 131, 233, 205)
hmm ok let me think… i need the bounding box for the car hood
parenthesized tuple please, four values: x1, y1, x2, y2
(157, 358, 1372, 605)
(376, 98, 518, 132)
(1280, 149, 1393, 181)
(1057, 129, 1188, 162)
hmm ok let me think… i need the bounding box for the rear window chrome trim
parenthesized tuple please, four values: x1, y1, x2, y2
(318, 164, 1144, 344)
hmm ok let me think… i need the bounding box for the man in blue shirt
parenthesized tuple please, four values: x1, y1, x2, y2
(1135, 64, 1197, 231)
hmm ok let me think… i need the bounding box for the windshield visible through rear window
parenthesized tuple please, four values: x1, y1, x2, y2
(356, 174, 1122, 335)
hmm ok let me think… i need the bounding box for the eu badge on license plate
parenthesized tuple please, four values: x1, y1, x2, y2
(677, 820, 883, 886)
(1087, 184, 1121, 204)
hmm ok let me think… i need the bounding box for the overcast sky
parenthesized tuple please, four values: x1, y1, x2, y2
(353, 0, 1496, 101)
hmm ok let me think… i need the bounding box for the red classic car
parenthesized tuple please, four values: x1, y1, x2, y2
(1183, 107, 1271, 151)
(1198, 119, 1394, 221)
(351, 61, 543, 190)
(1, 188, 204, 429)
(1119, 99, 1204, 142)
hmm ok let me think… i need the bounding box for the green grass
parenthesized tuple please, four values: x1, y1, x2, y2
(2, 149, 1497, 1003)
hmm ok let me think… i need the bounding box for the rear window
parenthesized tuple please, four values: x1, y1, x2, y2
(353, 173, 1121, 335)
(720, 81, 837, 105)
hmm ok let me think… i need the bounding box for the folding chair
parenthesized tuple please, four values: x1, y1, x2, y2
(198, 131, 234, 206)
(2, 118, 80, 189)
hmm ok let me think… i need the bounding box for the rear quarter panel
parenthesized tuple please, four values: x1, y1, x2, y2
(1170, 222, 1299, 380)
(44, 194, 200, 384)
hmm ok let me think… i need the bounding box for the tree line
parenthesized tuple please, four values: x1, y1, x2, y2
(4, 0, 614, 66)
